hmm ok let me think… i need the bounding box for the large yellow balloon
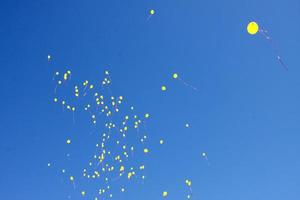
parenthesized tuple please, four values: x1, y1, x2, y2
(247, 21, 259, 35)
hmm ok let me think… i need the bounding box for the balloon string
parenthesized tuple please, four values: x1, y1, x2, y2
(178, 77, 198, 91)
(146, 15, 152, 21)
(259, 28, 288, 70)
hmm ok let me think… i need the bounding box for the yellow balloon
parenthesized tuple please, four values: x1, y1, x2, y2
(162, 191, 168, 197)
(247, 21, 259, 35)
(143, 148, 149, 153)
(161, 86, 167, 91)
(150, 9, 155, 15)
(173, 73, 178, 79)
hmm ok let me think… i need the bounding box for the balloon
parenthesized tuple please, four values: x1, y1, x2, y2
(143, 148, 149, 153)
(247, 21, 259, 35)
(162, 191, 168, 197)
(172, 73, 178, 79)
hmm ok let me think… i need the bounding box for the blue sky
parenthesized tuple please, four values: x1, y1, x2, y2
(1, 0, 300, 199)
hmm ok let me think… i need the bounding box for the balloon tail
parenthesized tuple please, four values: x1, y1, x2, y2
(179, 77, 198, 91)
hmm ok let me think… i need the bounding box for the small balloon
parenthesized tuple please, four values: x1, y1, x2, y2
(143, 148, 149, 153)
(162, 191, 168, 197)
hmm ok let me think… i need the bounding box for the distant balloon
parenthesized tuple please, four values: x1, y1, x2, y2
(172, 73, 178, 79)
(162, 191, 168, 197)
(147, 9, 156, 20)
(247, 21, 259, 35)
(143, 148, 149, 153)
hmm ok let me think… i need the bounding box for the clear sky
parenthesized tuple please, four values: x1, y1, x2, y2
(1, 0, 300, 200)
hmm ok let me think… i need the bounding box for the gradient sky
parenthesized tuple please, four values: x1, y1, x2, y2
(1, 0, 300, 200)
